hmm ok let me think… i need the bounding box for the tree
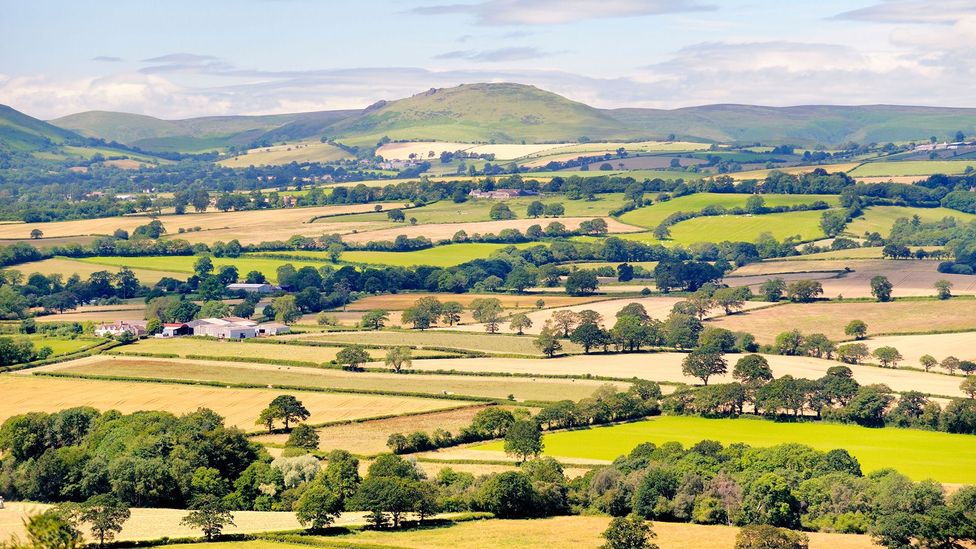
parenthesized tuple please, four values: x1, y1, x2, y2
(295, 481, 343, 531)
(506, 267, 536, 293)
(551, 310, 581, 337)
(193, 256, 214, 278)
(489, 202, 515, 220)
(268, 395, 310, 430)
(80, 495, 130, 548)
(570, 322, 606, 353)
(544, 203, 565, 217)
(786, 280, 823, 303)
(30, 229, 43, 239)
(844, 320, 868, 340)
(733, 354, 773, 385)
(920, 354, 938, 372)
(960, 376, 976, 399)
(181, 495, 235, 541)
(354, 476, 420, 528)
(471, 298, 504, 333)
(759, 278, 787, 302)
(286, 424, 320, 450)
(942, 356, 961, 375)
(713, 287, 750, 315)
(360, 309, 389, 330)
(735, 524, 809, 549)
(509, 313, 532, 335)
(384, 347, 412, 373)
(872, 346, 903, 368)
(534, 326, 563, 358)
(527, 200, 545, 218)
(440, 301, 463, 326)
(336, 345, 371, 370)
(935, 279, 953, 300)
(740, 473, 800, 528)
(565, 270, 599, 296)
(836, 343, 869, 364)
(870, 275, 893, 302)
(271, 295, 301, 324)
(504, 419, 542, 463)
(401, 296, 442, 330)
(22, 509, 83, 549)
(476, 471, 536, 519)
(199, 300, 230, 319)
(601, 515, 658, 549)
(819, 210, 848, 238)
(682, 350, 727, 386)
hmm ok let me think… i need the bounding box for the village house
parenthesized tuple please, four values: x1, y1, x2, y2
(95, 320, 148, 338)
(226, 282, 280, 294)
(468, 188, 539, 199)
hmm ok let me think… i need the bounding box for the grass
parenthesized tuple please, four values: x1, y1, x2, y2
(262, 242, 540, 268)
(618, 193, 839, 229)
(115, 338, 451, 361)
(56, 357, 625, 403)
(13, 257, 183, 285)
(338, 194, 630, 225)
(345, 293, 602, 310)
(849, 160, 976, 177)
(0, 374, 471, 432)
(845, 205, 976, 236)
(618, 209, 831, 245)
(28, 335, 104, 356)
(77, 255, 334, 283)
(474, 415, 976, 483)
(293, 330, 581, 355)
(218, 140, 352, 167)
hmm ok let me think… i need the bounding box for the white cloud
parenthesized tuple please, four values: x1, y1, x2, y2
(412, 0, 714, 25)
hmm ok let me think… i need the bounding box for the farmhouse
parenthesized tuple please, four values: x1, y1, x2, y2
(192, 317, 258, 339)
(94, 320, 147, 338)
(468, 188, 539, 199)
(226, 282, 280, 294)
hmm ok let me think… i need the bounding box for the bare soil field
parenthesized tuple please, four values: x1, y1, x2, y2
(862, 332, 976, 369)
(710, 300, 976, 343)
(728, 259, 976, 298)
(403, 352, 968, 397)
(284, 330, 584, 355)
(0, 371, 472, 431)
(340, 217, 641, 244)
(0, 203, 398, 241)
(446, 296, 772, 335)
(48, 356, 624, 402)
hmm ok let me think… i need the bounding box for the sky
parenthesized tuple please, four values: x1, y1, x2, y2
(2, 0, 975, 119)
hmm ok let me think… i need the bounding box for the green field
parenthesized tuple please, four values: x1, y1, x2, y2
(475, 415, 976, 483)
(619, 193, 839, 229)
(617, 208, 830, 245)
(337, 194, 629, 225)
(29, 335, 105, 356)
(77, 255, 333, 282)
(849, 160, 976, 177)
(845, 205, 976, 236)
(263, 242, 540, 268)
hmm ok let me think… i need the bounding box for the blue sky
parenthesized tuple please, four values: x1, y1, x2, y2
(2, 0, 975, 118)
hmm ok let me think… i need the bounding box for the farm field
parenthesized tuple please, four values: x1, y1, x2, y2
(288, 329, 583, 355)
(345, 292, 600, 310)
(474, 416, 976, 483)
(728, 162, 862, 180)
(113, 338, 453, 361)
(50, 356, 625, 402)
(0, 203, 398, 241)
(77, 254, 334, 282)
(263, 242, 540, 267)
(311, 516, 876, 549)
(0, 235, 99, 248)
(848, 159, 976, 177)
(338, 194, 629, 224)
(28, 335, 105, 355)
(376, 141, 563, 161)
(218, 140, 352, 167)
(339, 216, 641, 244)
(845, 205, 976, 236)
(0, 373, 472, 432)
(404, 352, 968, 397)
(709, 299, 976, 343)
(13, 257, 181, 286)
(665, 209, 831, 245)
(862, 331, 976, 369)
(618, 193, 839, 229)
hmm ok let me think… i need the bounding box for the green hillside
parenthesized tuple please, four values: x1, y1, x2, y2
(326, 83, 645, 146)
(0, 104, 81, 152)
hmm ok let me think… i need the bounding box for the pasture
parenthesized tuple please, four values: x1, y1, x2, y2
(618, 193, 839, 229)
(218, 140, 352, 167)
(51, 356, 624, 402)
(264, 242, 540, 268)
(862, 331, 976, 369)
(0, 373, 471, 432)
(338, 194, 630, 224)
(113, 338, 452, 361)
(848, 160, 976, 177)
(345, 292, 601, 310)
(290, 330, 583, 355)
(13, 257, 180, 286)
(474, 415, 976, 483)
(339, 217, 641, 245)
(665, 209, 830, 245)
(29, 335, 105, 356)
(845, 205, 976, 236)
(77, 254, 333, 283)
(709, 299, 976, 343)
(727, 162, 862, 180)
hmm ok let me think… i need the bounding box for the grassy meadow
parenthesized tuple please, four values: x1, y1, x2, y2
(845, 205, 976, 236)
(262, 242, 540, 268)
(114, 338, 453, 361)
(475, 415, 976, 483)
(848, 160, 976, 177)
(619, 193, 839, 229)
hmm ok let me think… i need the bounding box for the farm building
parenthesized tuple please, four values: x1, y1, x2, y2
(468, 188, 539, 199)
(226, 283, 280, 294)
(95, 320, 147, 338)
(192, 317, 258, 339)
(257, 322, 290, 336)
(159, 323, 192, 338)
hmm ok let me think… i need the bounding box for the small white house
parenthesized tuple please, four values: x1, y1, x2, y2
(226, 283, 279, 294)
(95, 320, 147, 338)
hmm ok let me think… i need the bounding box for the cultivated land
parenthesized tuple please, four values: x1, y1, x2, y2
(28, 335, 105, 356)
(113, 338, 453, 361)
(665, 209, 831, 244)
(0, 372, 472, 432)
(264, 242, 539, 267)
(286, 330, 584, 355)
(848, 159, 976, 177)
(77, 254, 337, 283)
(618, 193, 839, 229)
(218, 140, 352, 167)
(403, 352, 969, 398)
(345, 292, 601, 310)
(49, 356, 626, 402)
(376, 141, 563, 161)
(0, 203, 398, 241)
(339, 217, 642, 244)
(710, 299, 976, 343)
(13, 257, 180, 286)
(845, 205, 976, 236)
(728, 162, 863, 180)
(862, 331, 976, 368)
(474, 416, 976, 484)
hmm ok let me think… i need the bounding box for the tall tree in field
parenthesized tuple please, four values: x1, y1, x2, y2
(509, 313, 533, 335)
(268, 395, 310, 430)
(504, 419, 543, 463)
(942, 356, 961, 375)
(80, 495, 130, 548)
(682, 350, 727, 385)
(471, 298, 504, 333)
(844, 320, 868, 340)
(337, 345, 371, 371)
(870, 276, 893, 302)
(872, 346, 903, 368)
(534, 325, 563, 358)
(551, 310, 581, 337)
(384, 347, 412, 373)
(401, 296, 442, 330)
(360, 309, 389, 330)
(935, 279, 953, 300)
(601, 515, 658, 549)
(181, 495, 234, 541)
(440, 301, 463, 326)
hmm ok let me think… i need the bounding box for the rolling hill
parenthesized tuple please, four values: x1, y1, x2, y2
(0, 104, 82, 152)
(31, 82, 976, 152)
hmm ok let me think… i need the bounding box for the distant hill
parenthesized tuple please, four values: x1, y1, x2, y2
(33, 83, 976, 152)
(0, 104, 82, 152)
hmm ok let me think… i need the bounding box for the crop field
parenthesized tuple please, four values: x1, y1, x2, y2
(262, 242, 540, 268)
(709, 299, 976, 343)
(474, 415, 976, 483)
(312, 516, 875, 549)
(77, 254, 336, 282)
(338, 194, 629, 225)
(12, 257, 180, 286)
(345, 292, 600, 310)
(340, 216, 641, 244)
(113, 338, 452, 361)
(0, 373, 472, 432)
(218, 140, 352, 167)
(0, 203, 396, 241)
(728, 162, 863, 180)
(665, 209, 831, 245)
(0, 235, 99, 248)
(52, 356, 628, 403)
(848, 159, 976, 177)
(845, 205, 976, 236)
(618, 193, 839, 229)
(376, 141, 563, 161)
(862, 332, 976, 369)
(289, 330, 583, 355)
(410, 352, 966, 397)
